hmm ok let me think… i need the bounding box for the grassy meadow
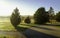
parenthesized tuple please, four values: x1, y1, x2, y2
(0, 17, 60, 38)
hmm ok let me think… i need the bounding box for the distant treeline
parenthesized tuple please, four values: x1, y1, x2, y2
(1, 7, 60, 26)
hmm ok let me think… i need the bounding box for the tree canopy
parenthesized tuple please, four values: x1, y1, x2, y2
(34, 7, 49, 24)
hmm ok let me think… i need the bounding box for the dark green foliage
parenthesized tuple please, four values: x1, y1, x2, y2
(55, 12, 60, 22)
(34, 7, 49, 24)
(10, 8, 21, 26)
(24, 16, 31, 24)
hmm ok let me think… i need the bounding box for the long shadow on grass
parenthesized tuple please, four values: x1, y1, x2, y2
(22, 24, 60, 31)
(13, 25, 59, 38)
(33, 26, 56, 31)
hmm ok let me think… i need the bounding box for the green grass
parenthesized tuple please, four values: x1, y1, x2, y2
(0, 22, 16, 31)
(0, 22, 23, 38)
(0, 18, 60, 38)
(0, 35, 23, 38)
(0, 35, 16, 38)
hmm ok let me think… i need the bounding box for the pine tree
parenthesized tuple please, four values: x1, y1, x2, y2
(10, 8, 21, 26)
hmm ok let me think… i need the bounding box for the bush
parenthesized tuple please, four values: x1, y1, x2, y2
(24, 16, 31, 24)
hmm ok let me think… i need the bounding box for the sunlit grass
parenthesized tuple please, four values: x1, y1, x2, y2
(0, 35, 16, 38)
(0, 18, 60, 38)
(0, 22, 16, 31)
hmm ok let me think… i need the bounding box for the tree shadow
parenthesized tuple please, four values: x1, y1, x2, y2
(13, 25, 59, 38)
(33, 26, 56, 31)
(44, 24, 60, 26)
(23, 29, 59, 38)
(14, 26, 28, 33)
(23, 24, 60, 31)
(21, 23, 60, 27)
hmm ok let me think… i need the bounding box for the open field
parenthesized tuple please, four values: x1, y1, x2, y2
(0, 22, 60, 38)
(0, 18, 25, 38)
(0, 17, 60, 38)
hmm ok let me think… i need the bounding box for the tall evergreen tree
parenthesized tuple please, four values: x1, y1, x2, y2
(10, 8, 21, 26)
(34, 7, 49, 24)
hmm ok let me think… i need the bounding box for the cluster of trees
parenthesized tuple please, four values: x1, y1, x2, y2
(10, 7, 60, 26)
(10, 8, 31, 26)
(34, 7, 49, 24)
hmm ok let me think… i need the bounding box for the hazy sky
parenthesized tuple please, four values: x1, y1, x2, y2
(0, 0, 60, 16)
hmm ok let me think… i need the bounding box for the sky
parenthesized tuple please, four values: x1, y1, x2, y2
(0, 0, 60, 16)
